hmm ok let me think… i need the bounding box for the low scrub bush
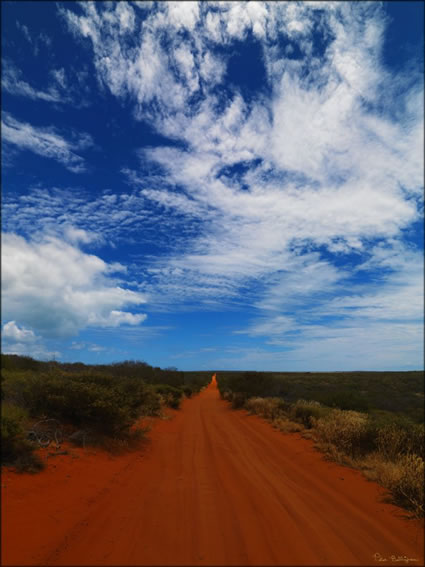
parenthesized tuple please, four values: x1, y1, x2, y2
(219, 389, 232, 401)
(138, 387, 162, 417)
(291, 399, 331, 428)
(389, 454, 424, 517)
(365, 453, 424, 517)
(319, 390, 369, 412)
(152, 384, 183, 409)
(315, 409, 369, 457)
(1, 403, 44, 472)
(272, 417, 304, 433)
(180, 385, 194, 398)
(374, 421, 425, 461)
(245, 397, 286, 421)
(231, 392, 247, 409)
(3, 370, 163, 436)
(216, 371, 283, 399)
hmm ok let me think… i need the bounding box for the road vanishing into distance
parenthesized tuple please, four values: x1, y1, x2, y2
(2, 376, 424, 565)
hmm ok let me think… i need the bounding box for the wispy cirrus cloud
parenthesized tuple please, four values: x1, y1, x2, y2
(212, 317, 423, 371)
(1, 112, 94, 172)
(2, 59, 92, 108)
(16, 20, 52, 56)
(63, 2, 422, 276)
(1, 186, 198, 256)
(2, 61, 63, 103)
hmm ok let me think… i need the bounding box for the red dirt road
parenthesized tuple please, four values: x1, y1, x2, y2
(2, 376, 424, 566)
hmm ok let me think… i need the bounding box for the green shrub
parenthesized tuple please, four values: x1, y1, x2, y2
(3, 371, 162, 435)
(179, 385, 194, 398)
(1, 403, 44, 472)
(139, 387, 162, 416)
(219, 371, 279, 399)
(320, 390, 370, 412)
(152, 384, 183, 409)
(1, 403, 27, 460)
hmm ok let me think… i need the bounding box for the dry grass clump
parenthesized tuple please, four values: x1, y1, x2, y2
(272, 417, 304, 433)
(221, 390, 232, 401)
(291, 399, 331, 428)
(245, 397, 285, 420)
(314, 409, 369, 457)
(312, 410, 424, 518)
(244, 397, 303, 433)
(376, 422, 425, 461)
(384, 454, 424, 516)
(361, 452, 424, 518)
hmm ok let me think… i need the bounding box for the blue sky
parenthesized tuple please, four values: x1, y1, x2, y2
(1, 1, 424, 371)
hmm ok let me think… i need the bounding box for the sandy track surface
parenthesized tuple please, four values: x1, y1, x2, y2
(2, 376, 424, 566)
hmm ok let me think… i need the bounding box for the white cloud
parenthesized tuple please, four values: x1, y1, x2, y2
(235, 315, 294, 337)
(213, 318, 424, 371)
(13, 2, 423, 368)
(63, 226, 103, 246)
(88, 310, 147, 327)
(3, 59, 88, 107)
(70, 341, 106, 352)
(2, 321, 36, 343)
(1, 340, 61, 361)
(1, 321, 61, 360)
(16, 21, 32, 43)
(1, 233, 148, 338)
(2, 62, 63, 103)
(50, 68, 67, 90)
(15, 21, 52, 57)
(167, 1, 199, 31)
(1, 113, 93, 173)
(116, 1, 136, 33)
(230, 241, 424, 370)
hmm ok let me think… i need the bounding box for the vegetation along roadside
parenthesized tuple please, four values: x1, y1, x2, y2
(217, 371, 424, 518)
(1, 354, 210, 472)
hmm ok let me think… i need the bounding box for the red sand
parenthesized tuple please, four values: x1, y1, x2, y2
(2, 376, 424, 566)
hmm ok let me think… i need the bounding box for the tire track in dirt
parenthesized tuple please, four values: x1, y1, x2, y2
(2, 376, 424, 566)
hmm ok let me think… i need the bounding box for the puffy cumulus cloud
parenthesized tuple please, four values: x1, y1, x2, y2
(1, 321, 60, 360)
(1, 113, 93, 173)
(2, 321, 36, 343)
(63, 226, 101, 246)
(89, 310, 147, 327)
(167, 1, 200, 31)
(1, 233, 147, 338)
